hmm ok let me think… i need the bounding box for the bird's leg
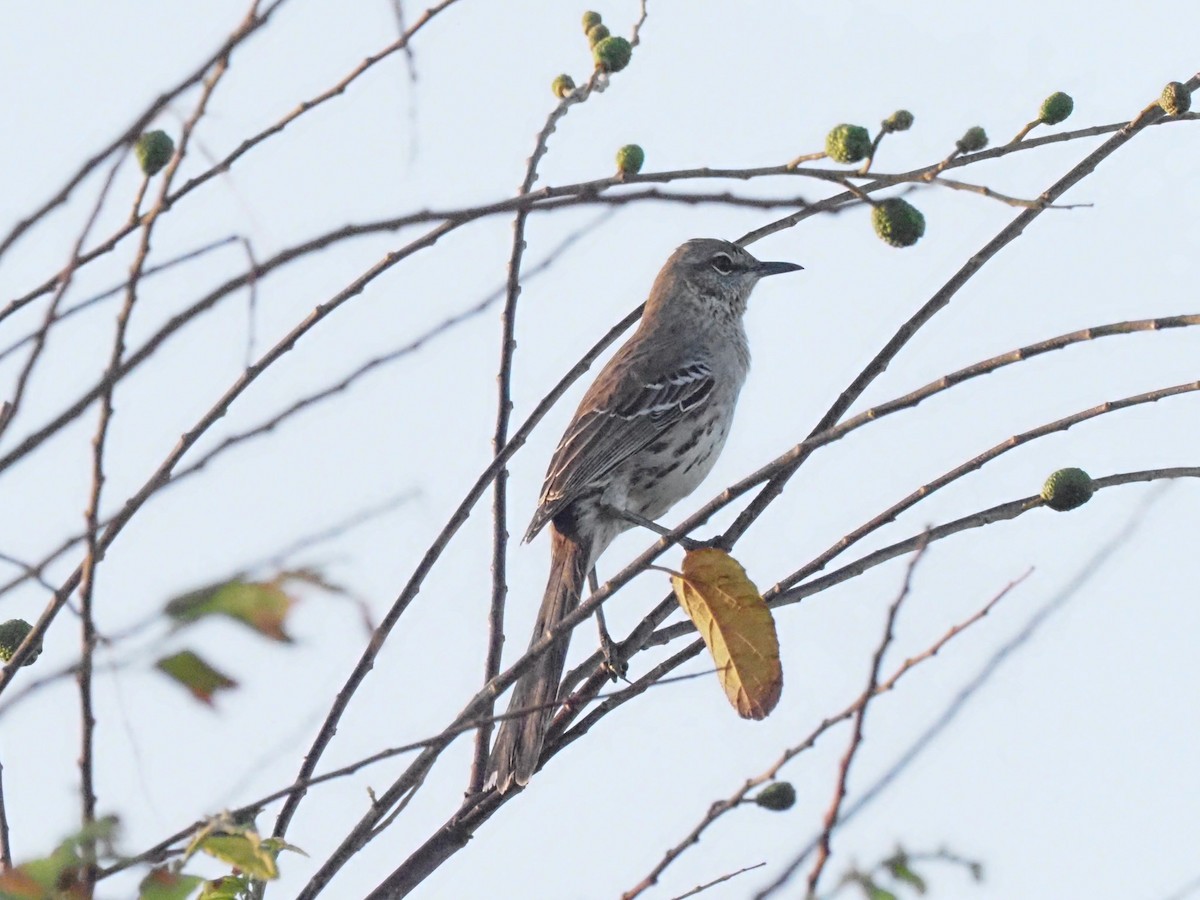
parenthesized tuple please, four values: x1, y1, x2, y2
(589, 568, 628, 682)
(600, 504, 705, 551)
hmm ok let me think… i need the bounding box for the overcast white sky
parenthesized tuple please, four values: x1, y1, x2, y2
(1, 2, 1198, 898)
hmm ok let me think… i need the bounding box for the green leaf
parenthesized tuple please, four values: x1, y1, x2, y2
(156, 651, 238, 706)
(855, 877, 898, 900)
(199, 833, 279, 880)
(166, 579, 294, 642)
(139, 868, 203, 900)
(884, 851, 927, 894)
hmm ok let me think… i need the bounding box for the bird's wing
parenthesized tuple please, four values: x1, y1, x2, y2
(525, 360, 714, 541)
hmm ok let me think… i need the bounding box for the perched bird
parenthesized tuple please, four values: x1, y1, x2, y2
(489, 238, 802, 792)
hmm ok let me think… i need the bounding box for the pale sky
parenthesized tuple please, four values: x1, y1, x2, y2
(1, 2, 1198, 899)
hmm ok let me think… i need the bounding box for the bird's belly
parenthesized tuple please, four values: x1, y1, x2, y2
(605, 409, 735, 525)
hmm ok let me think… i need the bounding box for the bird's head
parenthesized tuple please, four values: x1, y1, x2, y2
(646, 238, 802, 322)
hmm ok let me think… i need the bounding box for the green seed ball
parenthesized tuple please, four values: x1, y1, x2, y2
(582, 10, 602, 32)
(1161, 81, 1192, 116)
(1041, 467, 1094, 511)
(755, 782, 797, 812)
(0, 619, 40, 666)
(593, 35, 632, 73)
(586, 23, 610, 46)
(551, 74, 576, 99)
(1039, 91, 1074, 125)
(872, 197, 926, 248)
(615, 143, 644, 175)
(135, 130, 175, 176)
(824, 124, 872, 163)
(883, 109, 914, 133)
(956, 126, 988, 154)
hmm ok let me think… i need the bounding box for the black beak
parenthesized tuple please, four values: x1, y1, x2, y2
(753, 260, 804, 277)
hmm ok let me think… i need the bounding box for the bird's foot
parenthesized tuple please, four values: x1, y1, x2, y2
(595, 605, 629, 683)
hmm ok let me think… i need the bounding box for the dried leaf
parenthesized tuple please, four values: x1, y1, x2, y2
(670, 547, 782, 718)
(0, 867, 48, 899)
(156, 651, 238, 706)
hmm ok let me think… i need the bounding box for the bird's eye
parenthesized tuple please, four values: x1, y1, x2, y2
(710, 253, 735, 275)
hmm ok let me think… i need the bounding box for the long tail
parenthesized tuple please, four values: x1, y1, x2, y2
(489, 525, 590, 793)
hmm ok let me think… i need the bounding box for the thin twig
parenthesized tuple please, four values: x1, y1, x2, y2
(238, 236, 260, 368)
(1011, 119, 1042, 143)
(670, 862, 766, 899)
(0, 551, 57, 595)
(0, 752, 10, 871)
(403, 236, 1200, 724)
(805, 539, 928, 896)
(931, 176, 1092, 209)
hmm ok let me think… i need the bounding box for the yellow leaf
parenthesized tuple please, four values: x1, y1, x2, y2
(199, 833, 279, 881)
(670, 547, 782, 719)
